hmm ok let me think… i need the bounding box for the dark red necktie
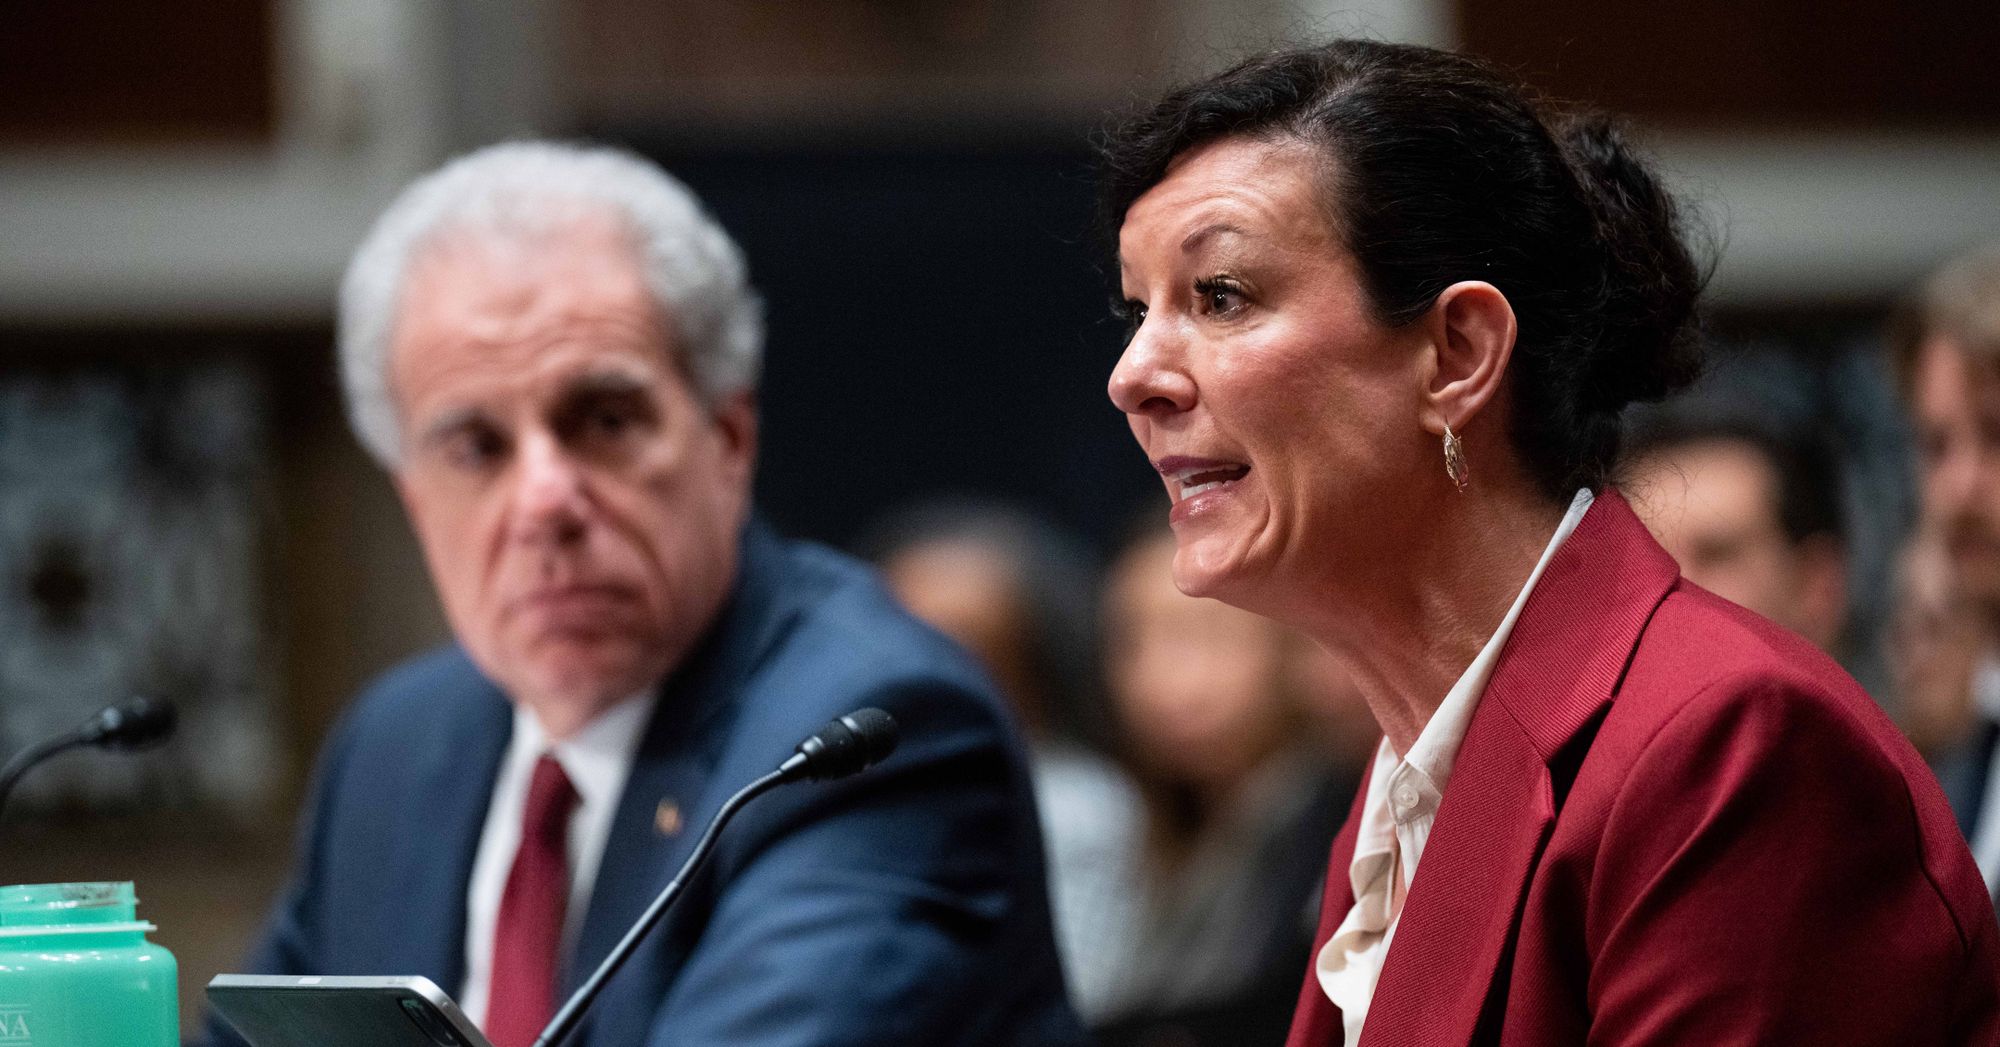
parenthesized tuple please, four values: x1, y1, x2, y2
(486, 754, 579, 1047)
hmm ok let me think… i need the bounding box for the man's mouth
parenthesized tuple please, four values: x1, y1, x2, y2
(511, 583, 639, 622)
(1157, 457, 1251, 502)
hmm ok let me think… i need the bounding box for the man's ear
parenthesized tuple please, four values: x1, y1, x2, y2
(711, 389, 760, 474)
(390, 467, 419, 521)
(1417, 281, 1517, 435)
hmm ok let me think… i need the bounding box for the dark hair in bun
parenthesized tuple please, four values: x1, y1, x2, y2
(1098, 40, 1709, 501)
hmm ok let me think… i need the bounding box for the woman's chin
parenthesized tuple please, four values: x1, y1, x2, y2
(1170, 538, 1251, 602)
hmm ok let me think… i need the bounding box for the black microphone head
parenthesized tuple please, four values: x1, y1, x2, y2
(791, 708, 899, 781)
(80, 698, 178, 751)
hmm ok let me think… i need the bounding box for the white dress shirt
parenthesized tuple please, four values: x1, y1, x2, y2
(458, 692, 656, 1026)
(1964, 653, 2000, 891)
(1317, 488, 1593, 1044)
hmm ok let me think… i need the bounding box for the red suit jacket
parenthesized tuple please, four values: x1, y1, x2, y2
(1286, 492, 2000, 1046)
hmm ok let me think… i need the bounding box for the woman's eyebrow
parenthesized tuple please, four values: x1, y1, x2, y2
(1181, 222, 1248, 254)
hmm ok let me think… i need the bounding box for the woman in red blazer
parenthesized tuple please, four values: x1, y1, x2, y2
(1099, 39, 2000, 1045)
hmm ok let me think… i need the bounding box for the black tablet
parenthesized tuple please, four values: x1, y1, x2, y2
(207, 974, 494, 1047)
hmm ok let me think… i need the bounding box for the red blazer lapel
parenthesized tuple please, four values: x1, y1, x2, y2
(1357, 704, 1555, 1046)
(1286, 779, 1372, 1047)
(1344, 492, 1681, 1046)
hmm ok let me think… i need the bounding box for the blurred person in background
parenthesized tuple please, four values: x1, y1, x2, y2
(1895, 242, 2000, 891)
(1623, 412, 1849, 655)
(1888, 523, 1989, 759)
(1102, 39, 1998, 1045)
(1093, 521, 1353, 1047)
(865, 498, 1143, 1023)
(204, 142, 1083, 1047)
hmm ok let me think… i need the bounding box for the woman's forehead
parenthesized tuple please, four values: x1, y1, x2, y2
(1118, 138, 1333, 271)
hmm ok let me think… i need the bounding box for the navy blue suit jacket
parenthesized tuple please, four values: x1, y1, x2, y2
(1938, 719, 2000, 843)
(209, 520, 1084, 1046)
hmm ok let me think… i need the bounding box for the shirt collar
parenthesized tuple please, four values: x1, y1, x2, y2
(1975, 650, 2000, 721)
(508, 692, 657, 814)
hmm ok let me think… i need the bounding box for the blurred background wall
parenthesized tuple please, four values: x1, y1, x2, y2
(3, 0, 1999, 1033)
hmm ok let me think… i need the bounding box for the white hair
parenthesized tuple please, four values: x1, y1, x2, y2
(337, 141, 764, 465)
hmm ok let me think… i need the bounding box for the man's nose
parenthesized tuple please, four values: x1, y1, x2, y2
(1107, 319, 1196, 418)
(510, 432, 590, 545)
(1928, 442, 1980, 521)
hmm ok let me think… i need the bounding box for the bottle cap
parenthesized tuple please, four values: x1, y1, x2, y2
(0, 882, 139, 927)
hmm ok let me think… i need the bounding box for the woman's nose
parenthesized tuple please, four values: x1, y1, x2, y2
(1108, 320, 1197, 417)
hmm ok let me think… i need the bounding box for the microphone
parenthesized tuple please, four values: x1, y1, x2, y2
(535, 708, 899, 1047)
(0, 698, 178, 820)
(77, 698, 179, 750)
(777, 707, 899, 782)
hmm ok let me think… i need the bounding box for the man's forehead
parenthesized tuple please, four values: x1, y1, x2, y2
(1629, 438, 1786, 537)
(388, 225, 684, 397)
(400, 218, 656, 316)
(1916, 336, 2000, 416)
(407, 346, 676, 416)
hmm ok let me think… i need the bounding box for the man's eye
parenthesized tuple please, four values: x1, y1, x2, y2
(1917, 428, 1948, 466)
(560, 393, 654, 448)
(445, 426, 507, 469)
(588, 407, 633, 436)
(1692, 537, 1745, 568)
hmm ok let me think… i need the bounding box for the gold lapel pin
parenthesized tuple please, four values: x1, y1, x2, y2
(655, 799, 683, 837)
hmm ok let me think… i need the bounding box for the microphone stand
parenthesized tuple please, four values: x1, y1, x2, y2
(534, 765, 796, 1047)
(530, 708, 891, 1046)
(0, 733, 90, 819)
(0, 699, 178, 824)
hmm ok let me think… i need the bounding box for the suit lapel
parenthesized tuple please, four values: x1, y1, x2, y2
(565, 520, 793, 1001)
(1357, 706, 1554, 1045)
(1343, 493, 1679, 1046)
(399, 667, 513, 992)
(565, 705, 716, 994)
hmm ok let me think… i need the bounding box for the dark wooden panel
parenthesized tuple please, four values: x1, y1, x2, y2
(1456, 0, 2000, 129)
(0, 0, 276, 145)
(561, 0, 1165, 125)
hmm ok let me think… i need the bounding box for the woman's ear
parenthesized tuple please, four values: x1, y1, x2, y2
(1418, 281, 1517, 435)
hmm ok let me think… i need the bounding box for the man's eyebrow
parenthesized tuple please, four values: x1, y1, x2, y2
(559, 369, 652, 399)
(415, 404, 490, 448)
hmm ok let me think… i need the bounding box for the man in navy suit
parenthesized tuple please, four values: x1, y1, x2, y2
(1902, 243, 2000, 903)
(207, 142, 1083, 1047)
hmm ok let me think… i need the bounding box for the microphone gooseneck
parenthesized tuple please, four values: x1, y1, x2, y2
(0, 698, 179, 821)
(534, 708, 900, 1047)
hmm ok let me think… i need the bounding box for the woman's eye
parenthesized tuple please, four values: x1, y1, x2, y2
(1117, 298, 1148, 341)
(1193, 277, 1245, 316)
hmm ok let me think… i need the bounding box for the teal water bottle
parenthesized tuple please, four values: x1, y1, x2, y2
(0, 882, 178, 1046)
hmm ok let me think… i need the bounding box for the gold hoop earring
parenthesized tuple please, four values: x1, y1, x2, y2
(1443, 422, 1469, 493)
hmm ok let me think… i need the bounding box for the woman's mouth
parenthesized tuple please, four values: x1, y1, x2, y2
(1157, 456, 1251, 503)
